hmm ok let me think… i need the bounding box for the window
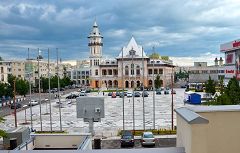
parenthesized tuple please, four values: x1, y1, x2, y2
(159, 69, 163, 74)
(148, 69, 152, 75)
(136, 66, 140, 75)
(131, 64, 134, 75)
(125, 66, 129, 75)
(95, 69, 98, 75)
(154, 69, 158, 74)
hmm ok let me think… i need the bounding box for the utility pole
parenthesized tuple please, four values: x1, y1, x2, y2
(152, 47, 156, 130)
(38, 48, 43, 131)
(48, 48, 53, 132)
(142, 47, 145, 130)
(121, 47, 125, 130)
(13, 79, 17, 128)
(57, 48, 63, 131)
(28, 48, 33, 130)
(171, 66, 174, 130)
(130, 48, 135, 133)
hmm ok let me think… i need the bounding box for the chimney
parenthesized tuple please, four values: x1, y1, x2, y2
(219, 57, 223, 66)
(214, 57, 218, 66)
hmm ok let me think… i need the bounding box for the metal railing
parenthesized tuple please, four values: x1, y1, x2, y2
(77, 135, 91, 150)
(13, 136, 35, 150)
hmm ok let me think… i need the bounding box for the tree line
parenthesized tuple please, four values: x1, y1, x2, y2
(0, 75, 72, 99)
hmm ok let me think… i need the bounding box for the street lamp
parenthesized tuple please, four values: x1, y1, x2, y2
(130, 48, 135, 133)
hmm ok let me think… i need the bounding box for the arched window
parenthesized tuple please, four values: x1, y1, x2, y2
(125, 66, 129, 75)
(95, 69, 98, 76)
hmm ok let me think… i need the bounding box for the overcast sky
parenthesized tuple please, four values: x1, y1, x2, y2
(0, 0, 240, 66)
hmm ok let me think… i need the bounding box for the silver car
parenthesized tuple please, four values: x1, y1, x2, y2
(141, 132, 155, 146)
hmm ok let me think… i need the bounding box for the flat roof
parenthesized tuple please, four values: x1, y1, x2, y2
(175, 107, 209, 124)
(187, 105, 240, 113)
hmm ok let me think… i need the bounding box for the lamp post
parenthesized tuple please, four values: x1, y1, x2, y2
(13, 79, 17, 127)
(27, 48, 33, 130)
(142, 47, 145, 130)
(130, 48, 135, 133)
(37, 48, 43, 131)
(171, 66, 174, 130)
(121, 47, 125, 130)
(152, 47, 156, 130)
(57, 48, 63, 131)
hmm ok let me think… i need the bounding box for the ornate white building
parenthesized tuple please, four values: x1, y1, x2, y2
(68, 21, 174, 88)
(69, 21, 175, 88)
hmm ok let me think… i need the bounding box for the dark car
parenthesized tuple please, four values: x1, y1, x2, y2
(121, 130, 134, 147)
(164, 90, 169, 94)
(66, 94, 79, 99)
(85, 88, 91, 93)
(116, 92, 120, 96)
(10, 102, 22, 109)
(156, 90, 161, 95)
(142, 91, 149, 97)
(108, 92, 112, 96)
(119, 92, 125, 98)
(133, 92, 141, 97)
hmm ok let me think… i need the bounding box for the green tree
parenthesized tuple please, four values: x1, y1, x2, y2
(205, 76, 216, 95)
(219, 77, 224, 94)
(0, 56, 3, 61)
(225, 77, 240, 104)
(149, 53, 160, 59)
(41, 77, 49, 92)
(161, 56, 169, 61)
(155, 75, 161, 89)
(0, 117, 7, 138)
(0, 83, 7, 98)
(16, 79, 29, 96)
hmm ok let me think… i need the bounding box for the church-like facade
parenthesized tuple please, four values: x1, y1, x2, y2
(87, 21, 174, 89)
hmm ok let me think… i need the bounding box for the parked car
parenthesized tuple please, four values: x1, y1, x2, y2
(127, 92, 133, 97)
(116, 92, 120, 96)
(141, 132, 155, 146)
(121, 130, 134, 147)
(28, 100, 39, 106)
(119, 92, 125, 98)
(156, 90, 161, 95)
(164, 90, 169, 94)
(66, 94, 79, 99)
(111, 92, 117, 98)
(79, 91, 87, 96)
(10, 102, 22, 109)
(133, 92, 141, 97)
(142, 91, 149, 97)
(85, 88, 91, 93)
(108, 92, 112, 96)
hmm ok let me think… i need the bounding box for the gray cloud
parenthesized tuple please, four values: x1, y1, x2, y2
(0, 0, 240, 64)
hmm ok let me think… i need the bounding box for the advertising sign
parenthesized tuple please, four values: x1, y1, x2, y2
(225, 65, 236, 78)
(220, 39, 240, 52)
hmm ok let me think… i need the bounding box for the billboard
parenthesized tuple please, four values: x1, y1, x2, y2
(220, 39, 240, 52)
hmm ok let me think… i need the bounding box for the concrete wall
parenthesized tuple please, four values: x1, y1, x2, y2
(177, 111, 240, 153)
(176, 115, 192, 153)
(199, 111, 240, 153)
(33, 134, 91, 149)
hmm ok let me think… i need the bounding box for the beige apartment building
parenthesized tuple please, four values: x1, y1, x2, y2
(0, 65, 8, 83)
(0, 59, 64, 85)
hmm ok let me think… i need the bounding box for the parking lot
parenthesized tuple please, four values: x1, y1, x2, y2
(0, 88, 185, 137)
